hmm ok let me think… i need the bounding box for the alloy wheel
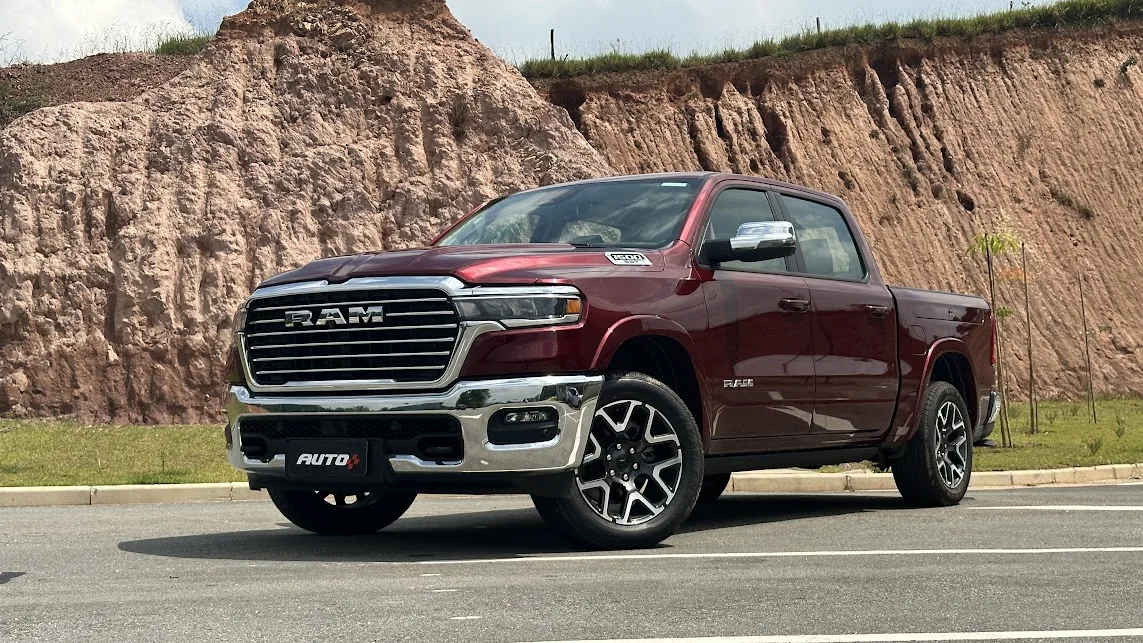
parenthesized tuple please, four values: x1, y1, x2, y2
(575, 399, 683, 526)
(934, 400, 969, 488)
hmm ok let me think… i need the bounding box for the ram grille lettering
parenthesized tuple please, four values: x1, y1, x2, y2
(283, 306, 384, 328)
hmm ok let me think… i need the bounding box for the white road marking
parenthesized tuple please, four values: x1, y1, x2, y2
(522, 628, 1143, 642)
(420, 573, 442, 576)
(974, 505, 1143, 511)
(408, 546, 1143, 566)
(450, 615, 482, 621)
(431, 589, 459, 593)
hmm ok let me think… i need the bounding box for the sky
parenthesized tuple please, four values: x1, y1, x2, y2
(0, 0, 1046, 65)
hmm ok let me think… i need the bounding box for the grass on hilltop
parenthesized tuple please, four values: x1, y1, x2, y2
(155, 33, 213, 56)
(520, 0, 1143, 79)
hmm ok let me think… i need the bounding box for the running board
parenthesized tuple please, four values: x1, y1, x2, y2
(704, 447, 882, 475)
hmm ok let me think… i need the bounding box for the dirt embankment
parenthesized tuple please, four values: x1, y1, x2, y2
(3, 3, 1142, 423)
(534, 24, 1143, 399)
(0, 0, 608, 423)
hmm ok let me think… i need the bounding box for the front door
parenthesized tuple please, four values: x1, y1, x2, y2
(697, 187, 816, 452)
(774, 193, 899, 439)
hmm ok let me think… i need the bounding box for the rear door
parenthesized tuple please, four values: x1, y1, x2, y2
(774, 193, 899, 438)
(696, 186, 816, 450)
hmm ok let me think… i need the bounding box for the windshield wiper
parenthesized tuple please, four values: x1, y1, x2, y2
(568, 242, 611, 249)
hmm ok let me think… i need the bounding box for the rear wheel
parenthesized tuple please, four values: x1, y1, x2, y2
(892, 381, 973, 507)
(697, 473, 731, 504)
(533, 372, 703, 549)
(268, 488, 416, 535)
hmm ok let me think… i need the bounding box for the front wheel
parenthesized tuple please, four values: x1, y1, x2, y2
(533, 372, 704, 549)
(268, 488, 417, 535)
(892, 381, 973, 507)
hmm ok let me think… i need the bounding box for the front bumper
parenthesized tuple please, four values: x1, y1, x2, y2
(225, 375, 604, 480)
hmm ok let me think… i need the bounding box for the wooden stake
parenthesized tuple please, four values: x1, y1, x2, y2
(1022, 243, 1036, 434)
(1079, 276, 1097, 423)
(816, 17, 822, 34)
(550, 29, 555, 61)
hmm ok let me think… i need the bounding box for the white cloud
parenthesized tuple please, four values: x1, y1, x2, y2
(0, 0, 193, 64)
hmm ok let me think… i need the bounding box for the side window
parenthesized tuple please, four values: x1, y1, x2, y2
(703, 189, 788, 274)
(558, 220, 622, 245)
(779, 195, 865, 280)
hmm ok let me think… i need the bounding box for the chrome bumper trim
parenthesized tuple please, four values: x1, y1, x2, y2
(225, 375, 604, 476)
(985, 390, 1002, 425)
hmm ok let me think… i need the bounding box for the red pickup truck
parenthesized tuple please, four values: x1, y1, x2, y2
(224, 172, 999, 549)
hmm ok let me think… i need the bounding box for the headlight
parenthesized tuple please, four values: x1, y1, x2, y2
(455, 288, 583, 328)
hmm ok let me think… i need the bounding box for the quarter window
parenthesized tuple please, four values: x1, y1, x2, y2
(779, 195, 865, 280)
(703, 189, 789, 274)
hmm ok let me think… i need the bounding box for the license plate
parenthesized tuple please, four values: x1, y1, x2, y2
(285, 440, 369, 477)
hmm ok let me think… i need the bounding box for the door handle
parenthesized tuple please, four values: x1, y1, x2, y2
(779, 298, 810, 314)
(864, 304, 891, 319)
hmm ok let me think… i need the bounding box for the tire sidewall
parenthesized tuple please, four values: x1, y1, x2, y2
(558, 374, 704, 544)
(919, 383, 974, 503)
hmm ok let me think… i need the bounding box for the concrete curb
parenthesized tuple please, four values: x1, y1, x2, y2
(0, 483, 266, 508)
(729, 463, 1143, 493)
(1, 463, 1140, 508)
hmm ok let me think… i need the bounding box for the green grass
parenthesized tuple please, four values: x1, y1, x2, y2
(521, 0, 1143, 79)
(976, 398, 1143, 470)
(2, 397, 1141, 487)
(154, 33, 212, 56)
(0, 419, 243, 487)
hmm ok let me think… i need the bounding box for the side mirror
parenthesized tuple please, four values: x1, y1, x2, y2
(703, 221, 797, 265)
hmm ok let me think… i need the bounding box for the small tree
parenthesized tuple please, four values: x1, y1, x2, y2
(968, 232, 1021, 447)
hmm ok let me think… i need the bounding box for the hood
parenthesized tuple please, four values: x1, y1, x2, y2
(258, 244, 667, 288)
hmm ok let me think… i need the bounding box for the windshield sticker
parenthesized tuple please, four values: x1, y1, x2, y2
(606, 252, 653, 266)
(660, 182, 689, 187)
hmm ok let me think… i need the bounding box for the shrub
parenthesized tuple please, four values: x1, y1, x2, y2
(155, 34, 211, 56)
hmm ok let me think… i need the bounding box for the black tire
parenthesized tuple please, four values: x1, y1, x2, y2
(697, 473, 731, 504)
(268, 488, 417, 535)
(892, 381, 974, 507)
(532, 372, 704, 549)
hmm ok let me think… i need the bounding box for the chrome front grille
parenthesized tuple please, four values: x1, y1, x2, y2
(242, 287, 460, 386)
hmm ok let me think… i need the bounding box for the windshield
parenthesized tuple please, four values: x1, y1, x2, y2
(436, 178, 702, 249)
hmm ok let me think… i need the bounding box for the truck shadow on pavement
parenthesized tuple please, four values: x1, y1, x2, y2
(117, 493, 907, 563)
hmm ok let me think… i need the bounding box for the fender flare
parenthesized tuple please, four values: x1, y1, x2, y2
(892, 338, 975, 444)
(590, 315, 712, 440)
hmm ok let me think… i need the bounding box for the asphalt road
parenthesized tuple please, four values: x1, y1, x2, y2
(3, 484, 1143, 643)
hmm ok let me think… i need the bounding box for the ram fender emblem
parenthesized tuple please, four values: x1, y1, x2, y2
(283, 306, 385, 328)
(724, 379, 754, 389)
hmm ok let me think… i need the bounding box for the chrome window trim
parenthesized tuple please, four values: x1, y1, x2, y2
(236, 276, 583, 394)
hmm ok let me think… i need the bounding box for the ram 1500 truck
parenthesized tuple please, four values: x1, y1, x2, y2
(224, 172, 999, 549)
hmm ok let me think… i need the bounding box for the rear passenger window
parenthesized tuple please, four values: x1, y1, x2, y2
(703, 189, 789, 275)
(779, 195, 865, 280)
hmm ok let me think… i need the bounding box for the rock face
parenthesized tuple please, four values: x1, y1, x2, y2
(536, 25, 1143, 399)
(0, 0, 609, 423)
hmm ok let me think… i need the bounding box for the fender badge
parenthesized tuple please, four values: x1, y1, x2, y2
(605, 252, 652, 266)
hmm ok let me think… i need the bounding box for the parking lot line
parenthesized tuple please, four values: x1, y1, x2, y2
(973, 505, 1143, 511)
(524, 628, 1143, 642)
(409, 546, 1143, 566)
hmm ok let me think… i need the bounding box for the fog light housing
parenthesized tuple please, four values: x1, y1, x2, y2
(488, 407, 560, 445)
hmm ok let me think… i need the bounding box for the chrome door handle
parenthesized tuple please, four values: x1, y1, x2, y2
(779, 298, 810, 313)
(864, 304, 891, 319)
